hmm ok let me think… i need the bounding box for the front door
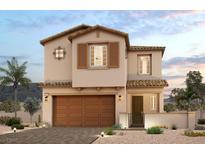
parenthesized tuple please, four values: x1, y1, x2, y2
(132, 96, 144, 127)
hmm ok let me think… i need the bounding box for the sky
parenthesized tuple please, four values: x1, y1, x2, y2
(0, 10, 205, 97)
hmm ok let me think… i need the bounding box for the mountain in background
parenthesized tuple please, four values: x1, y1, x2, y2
(0, 83, 42, 102)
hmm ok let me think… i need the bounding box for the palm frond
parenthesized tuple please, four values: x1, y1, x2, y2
(0, 76, 14, 87)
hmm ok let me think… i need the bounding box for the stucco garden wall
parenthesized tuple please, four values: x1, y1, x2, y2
(144, 112, 196, 129)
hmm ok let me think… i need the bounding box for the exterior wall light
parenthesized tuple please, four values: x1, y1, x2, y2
(53, 46, 66, 60)
(44, 93, 49, 102)
(101, 131, 105, 137)
(118, 94, 123, 102)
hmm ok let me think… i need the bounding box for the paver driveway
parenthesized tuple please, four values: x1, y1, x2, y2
(0, 127, 102, 144)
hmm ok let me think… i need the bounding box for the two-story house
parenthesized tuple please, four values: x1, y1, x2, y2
(39, 24, 168, 128)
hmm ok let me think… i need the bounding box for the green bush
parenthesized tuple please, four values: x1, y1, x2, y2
(164, 103, 176, 112)
(171, 124, 177, 130)
(146, 127, 163, 134)
(5, 117, 21, 126)
(104, 127, 115, 135)
(198, 119, 205, 125)
(0, 116, 12, 124)
(11, 124, 24, 130)
(184, 130, 205, 137)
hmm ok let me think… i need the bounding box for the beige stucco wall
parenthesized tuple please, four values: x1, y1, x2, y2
(127, 88, 164, 114)
(44, 35, 72, 81)
(144, 112, 196, 129)
(42, 87, 127, 126)
(127, 51, 162, 79)
(72, 30, 127, 87)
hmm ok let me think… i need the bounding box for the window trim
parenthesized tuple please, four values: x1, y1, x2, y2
(137, 54, 152, 75)
(88, 43, 109, 69)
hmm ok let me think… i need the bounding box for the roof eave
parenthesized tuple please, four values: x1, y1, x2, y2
(40, 24, 91, 46)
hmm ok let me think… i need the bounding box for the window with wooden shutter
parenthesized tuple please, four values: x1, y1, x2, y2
(77, 43, 88, 69)
(137, 55, 151, 75)
(109, 42, 119, 68)
(89, 44, 107, 68)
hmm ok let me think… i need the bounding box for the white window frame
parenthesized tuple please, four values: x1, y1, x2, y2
(88, 44, 108, 69)
(138, 55, 151, 75)
(150, 95, 157, 110)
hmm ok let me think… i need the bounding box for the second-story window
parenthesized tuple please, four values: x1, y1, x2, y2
(89, 44, 107, 68)
(138, 55, 151, 75)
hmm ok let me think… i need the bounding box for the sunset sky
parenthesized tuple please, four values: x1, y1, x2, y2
(0, 10, 205, 97)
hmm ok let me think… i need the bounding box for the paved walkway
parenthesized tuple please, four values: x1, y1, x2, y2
(0, 127, 102, 144)
(93, 129, 205, 144)
(0, 125, 11, 135)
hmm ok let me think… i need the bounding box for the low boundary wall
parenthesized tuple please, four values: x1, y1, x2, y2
(144, 112, 196, 129)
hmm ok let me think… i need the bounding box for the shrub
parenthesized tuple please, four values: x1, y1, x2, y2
(184, 130, 205, 137)
(164, 103, 176, 112)
(11, 124, 24, 130)
(104, 127, 115, 135)
(198, 119, 205, 125)
(147, 127, 163, 134)
(0, 116, 12, 124)
(5, 117, 21, 126)
(171, 124, 177, 130)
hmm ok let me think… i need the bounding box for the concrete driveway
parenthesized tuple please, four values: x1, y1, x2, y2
(0, 127, 102, 144)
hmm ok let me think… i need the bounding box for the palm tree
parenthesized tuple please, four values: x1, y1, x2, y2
(0, 57, 31, 118)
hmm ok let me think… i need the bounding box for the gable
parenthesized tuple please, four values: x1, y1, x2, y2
(68, 25, 130, 49)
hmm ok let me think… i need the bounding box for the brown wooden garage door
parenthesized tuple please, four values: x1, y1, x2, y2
(53, 95, 115, 127)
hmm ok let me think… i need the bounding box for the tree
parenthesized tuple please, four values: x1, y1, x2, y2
(24, 97, 41, 123)
(170, 88, 199, 128)
(164, 103, 176, 112)
(186, 71, 205, 118)
(0, 57, 31, 117)
(0, 100, 21, 113)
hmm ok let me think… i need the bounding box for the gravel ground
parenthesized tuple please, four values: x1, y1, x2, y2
(93, 129, 205, 144)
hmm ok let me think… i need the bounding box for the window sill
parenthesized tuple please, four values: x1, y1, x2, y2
(88, 67, 109, 70)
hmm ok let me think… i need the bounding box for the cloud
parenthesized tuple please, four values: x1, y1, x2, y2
(0, 55, 29, 65)
(164, 75, 185, 80)
(28, 62, 42, 67)
(2, 10, 205, 37)
(163, 53, 205, 69)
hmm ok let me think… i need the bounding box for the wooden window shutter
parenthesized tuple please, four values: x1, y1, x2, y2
(77, 43, 88, 69)
(147, 56, 151, 74)
(109, 42, 119, 68)
(138, 57, 142, 74)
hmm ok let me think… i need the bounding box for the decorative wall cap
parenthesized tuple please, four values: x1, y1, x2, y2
(128, 46, 165, 56)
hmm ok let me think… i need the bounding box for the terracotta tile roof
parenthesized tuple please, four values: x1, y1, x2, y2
(40, 24, 91, 45)
(68, 25, 130, 49)
(39, 80, 168, 88)
(39, 81, 72, 87)
(127, 80, 168, 88)
(40, 24, 166, 56)
(128, 46, 165, 56)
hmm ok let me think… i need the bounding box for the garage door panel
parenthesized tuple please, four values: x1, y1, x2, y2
(53, 95, 115, 127)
